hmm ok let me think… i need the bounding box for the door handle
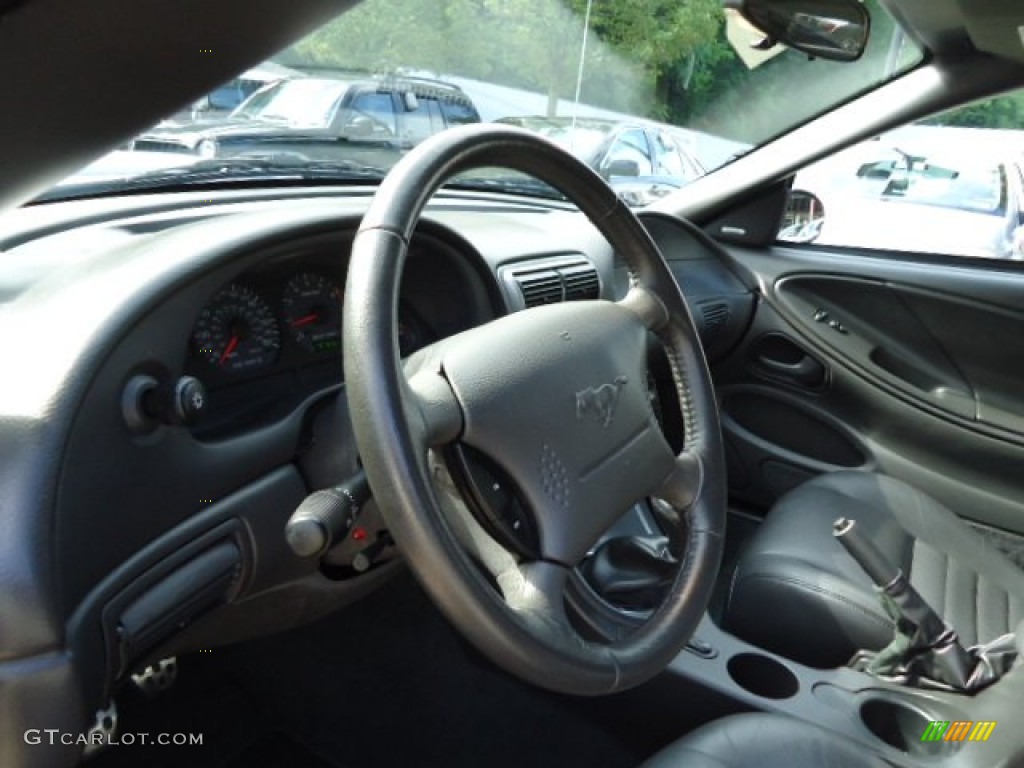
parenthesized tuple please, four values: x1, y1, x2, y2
(757, 355, 826, 387)
(750, 333, 827, 389)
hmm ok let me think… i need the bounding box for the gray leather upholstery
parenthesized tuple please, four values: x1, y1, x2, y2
(723, 471, 1024, 668)
(641, 713, 889, 768)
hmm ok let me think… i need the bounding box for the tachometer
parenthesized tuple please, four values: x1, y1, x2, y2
(192, 284, 281, 373)
(281, 272, 343, 354)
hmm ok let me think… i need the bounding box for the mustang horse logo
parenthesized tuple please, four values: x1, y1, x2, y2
(575, 376, 628, 428)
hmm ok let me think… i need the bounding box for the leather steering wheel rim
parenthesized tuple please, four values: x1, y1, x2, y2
(343, 123, 726, 695)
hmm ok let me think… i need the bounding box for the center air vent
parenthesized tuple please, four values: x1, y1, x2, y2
(518, 270, 563, 306)
(500, 256, 601, 310)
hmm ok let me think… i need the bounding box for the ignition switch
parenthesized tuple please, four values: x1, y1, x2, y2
(123, 374, 207, 431)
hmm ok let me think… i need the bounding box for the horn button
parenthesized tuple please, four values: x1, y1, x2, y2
(440, 301, 675, 566)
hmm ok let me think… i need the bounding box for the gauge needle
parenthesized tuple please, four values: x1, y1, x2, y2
(290, 313, 320, 328)
(219, 335, 240, 366)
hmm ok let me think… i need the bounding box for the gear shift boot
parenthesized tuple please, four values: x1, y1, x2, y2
(581, 535, 676, 611)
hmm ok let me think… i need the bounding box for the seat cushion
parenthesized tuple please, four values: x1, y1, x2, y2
(722, 471, 1024, 668)
(640, 713, 889, 768)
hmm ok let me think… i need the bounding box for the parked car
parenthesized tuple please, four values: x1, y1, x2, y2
(159, 62, 304, 125)
(788, 133, 1024, 259)
(132, 74, 482, 168)
(496, 116, 705, 206)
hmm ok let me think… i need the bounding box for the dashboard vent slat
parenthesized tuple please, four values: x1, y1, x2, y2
(700, 301, 730, 335)
(561, 264, 600, 301)
(518, 270, 563, 306)
(504, 256, 600, 309)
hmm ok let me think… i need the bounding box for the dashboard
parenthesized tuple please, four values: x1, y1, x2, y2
(0, 186, 752, 728)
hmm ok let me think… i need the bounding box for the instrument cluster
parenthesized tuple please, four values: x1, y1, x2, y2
(178, 225, 498, 440)
(187, 263, 431, 385)
(182, 251, 438, 440)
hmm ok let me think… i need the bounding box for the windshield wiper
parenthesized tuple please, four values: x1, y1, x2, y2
(34, 156, 389, 203)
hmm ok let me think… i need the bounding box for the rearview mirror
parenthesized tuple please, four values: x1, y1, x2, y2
(723, 0, 870, 62)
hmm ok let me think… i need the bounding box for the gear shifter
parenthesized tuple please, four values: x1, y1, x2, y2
(834, 517, 1014, 691)
(581, 535, 677, 611)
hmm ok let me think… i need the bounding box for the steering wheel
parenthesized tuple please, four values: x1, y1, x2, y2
(343, 124, 726, 695)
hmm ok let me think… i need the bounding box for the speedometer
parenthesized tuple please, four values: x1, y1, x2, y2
(192, 284, 281, 374)
(281, 272, 343, 354)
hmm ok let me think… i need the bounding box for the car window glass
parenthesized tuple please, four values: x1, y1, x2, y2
(439, 99, 479, 126)
(780, 90, 1024, 260)
(207, 82, 245, 111)
(402, 97, 444, 144)
(426, 99, 444, 131)
(243, 79, 349, 127)
(350, 91, 396, 134)
(232, 84, 278, 119)
(653, 131, 691, 178)
(605, 129, 653, 175)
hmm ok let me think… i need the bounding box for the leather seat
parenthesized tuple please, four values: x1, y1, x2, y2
(641, 713, 888, 768)
(722, 471, 1024, 668)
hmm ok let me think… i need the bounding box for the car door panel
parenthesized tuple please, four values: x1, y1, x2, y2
(775, 274, 977, 419)
(712, 244, 1024, 533)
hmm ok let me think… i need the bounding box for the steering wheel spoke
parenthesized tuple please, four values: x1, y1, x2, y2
(656, 451, 704, 511)
(502, 560, 571, 626)
(406, 368, 463, 447)
(618, 284, 670, 333)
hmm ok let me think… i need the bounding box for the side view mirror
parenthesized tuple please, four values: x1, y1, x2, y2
(343, 115, 376, 138)
(778, 189, 826, 243)
(605, 158, 640, 178)
(723, 0, 870, 62)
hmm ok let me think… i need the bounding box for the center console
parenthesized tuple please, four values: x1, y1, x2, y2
(667, 615, 1022, 766)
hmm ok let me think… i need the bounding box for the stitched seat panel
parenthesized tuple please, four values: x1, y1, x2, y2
(911, 539, 1024, 646)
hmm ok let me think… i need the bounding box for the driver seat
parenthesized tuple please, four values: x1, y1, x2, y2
(641, 713, 888, 768)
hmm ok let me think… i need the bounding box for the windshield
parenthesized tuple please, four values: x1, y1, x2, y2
(496, 118, 614, 162)
(48, 0, 921, 202)
(233, 79, 351, 126)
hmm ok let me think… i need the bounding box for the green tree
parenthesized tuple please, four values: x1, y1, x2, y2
(579, 0, 721, 111)
(925, 93, 1024, 129)
(282, 0, 491, 77)
(279, 0, 731, 119)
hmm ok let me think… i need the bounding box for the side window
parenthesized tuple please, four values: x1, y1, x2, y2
(401, 96, 445, 145)
(780, 91, 1024, 260)
(349, 91, 396, 136)
(439, 99, 479, 126)
(206, 82, 245, 111)
(652, 130, 702, 180)
(236, 78, 270, 101)
(232, 83, 278, 119)
(603, 129, 653, 176)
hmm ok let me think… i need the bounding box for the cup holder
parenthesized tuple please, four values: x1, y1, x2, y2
(860, 698, 953, 756)
(726, 652, 799, 699)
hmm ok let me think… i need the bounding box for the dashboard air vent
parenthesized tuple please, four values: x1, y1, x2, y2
(700, 301, 730, 336)
(562, 263, 600, 302)
(518, 270, 563, 307)
(501, 256, 601, 310)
